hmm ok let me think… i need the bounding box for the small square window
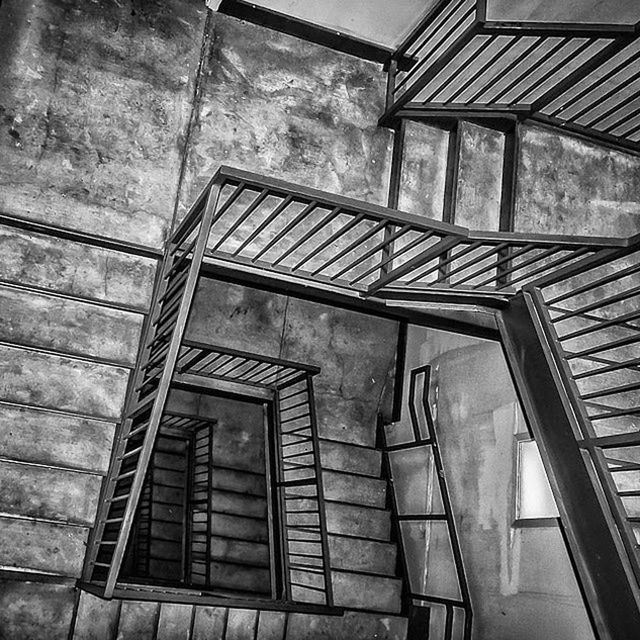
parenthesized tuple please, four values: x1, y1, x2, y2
(515, 437, 558, 524)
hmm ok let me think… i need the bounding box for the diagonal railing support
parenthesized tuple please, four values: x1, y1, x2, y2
(498, 294, 640, 640)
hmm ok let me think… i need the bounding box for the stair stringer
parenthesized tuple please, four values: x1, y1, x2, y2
(497, 293, 640, 640)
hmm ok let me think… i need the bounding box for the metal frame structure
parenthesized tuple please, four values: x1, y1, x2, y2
(75, 164, 640, 637)
(381, 0, 640, 154)
(180, 166, 626, 306)
(523, 237, 640, 586)
(380, 366, 472, 640)
(80, 182, 334, 612)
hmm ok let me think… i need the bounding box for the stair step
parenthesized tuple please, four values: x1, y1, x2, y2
(319, 440, 382, 477)
(156, 603, 193, 640)
(209, 535, 270, 568)
(285, 610, 408, 640)
(332, 571, 403, 614)
(117, 601, 159, 638)
(207, 488, 268, 519)
(211, 467, 267, 497)
(146, 538, 182, 561)
(148, 558, 182, 578)
(328, 534, 397, 576)
(326, 502, 391, 541)
(206, 561, 271, 594)
(207, 512, 269, 543)
(323, 470, 387, 508)
(72, 591, 119, 640)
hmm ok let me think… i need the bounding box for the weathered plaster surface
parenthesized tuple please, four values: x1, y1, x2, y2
(0, 285, 143, 365)
(0, 580, 75, 640)
(0, 404, 114, 473)
(0, 460, 101, 525)
(0, 0, 206, 248)
(516, 124, 640, 236)
(0, 516, 87, 577)
(455, 122, 504, 230)
(175, 13, 393, 222)
(0, 226, 156, 309)
(0, 345, 128, 419)
(398, 121, 448, 220)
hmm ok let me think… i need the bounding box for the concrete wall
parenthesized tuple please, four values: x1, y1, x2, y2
(0, 1, 401, 636)
(397, 120, 640, 236)
(0, 0, 206, 633)
(397, 120, 505, 230)
(175, 11, 393, 223)
(515, 124, 640, 236)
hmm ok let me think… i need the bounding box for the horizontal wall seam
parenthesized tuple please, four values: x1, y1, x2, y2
(0, 398, 118, 425)
(0, 338, 136, 370)
(0, 213, 163, 260)
(0, 512, 90, 530)
(0, 455, 107, 478)
(0, 279, 151, 315)
(0, 567, 77, 584)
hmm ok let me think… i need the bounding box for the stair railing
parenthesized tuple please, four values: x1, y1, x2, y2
(380, 365, 472, 640)
(523, 234, 640, 590)
(159, 166, 622, 303)
(82, 172, 334, 609)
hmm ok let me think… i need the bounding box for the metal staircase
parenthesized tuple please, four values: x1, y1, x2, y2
(380, 365, 472, 640)
(524, 237, 640, 585)
(81, 179, 333, 610)
(79, 164, 640, 639)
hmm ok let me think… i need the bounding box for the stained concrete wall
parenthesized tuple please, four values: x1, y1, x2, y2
(175, 12, 393, 223)
(515, 124, 640, 236)
(0, 0, 206, 633)
(398, 120, 640, 236)
(398, 121, 448, 220)
(398, 120, 505, 231)
(0, 1, 403, 636)
(389, 325, 596, 640)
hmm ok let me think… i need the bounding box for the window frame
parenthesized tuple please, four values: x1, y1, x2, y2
(512, 433, 559, 528)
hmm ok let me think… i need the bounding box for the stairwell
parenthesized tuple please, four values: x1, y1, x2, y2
(68, 271, 408, 638)
(69, 435, 408, 639)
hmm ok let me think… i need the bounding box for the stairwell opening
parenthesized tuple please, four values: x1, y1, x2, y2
(120, 387, 281, 600)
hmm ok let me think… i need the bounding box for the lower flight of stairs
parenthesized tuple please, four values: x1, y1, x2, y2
(70, 440, 407, 638)
(70, 591, 408, 640)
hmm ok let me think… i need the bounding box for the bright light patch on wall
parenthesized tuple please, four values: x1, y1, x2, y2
(517, 439, 559, 520)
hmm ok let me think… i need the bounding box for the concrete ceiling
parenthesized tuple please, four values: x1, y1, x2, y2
(210, 1, 640, 51)
(487, 0, 640, 25)
(217, 0, 439, 49)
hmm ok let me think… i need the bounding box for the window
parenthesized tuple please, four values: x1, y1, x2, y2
(514, 436, 559, 525)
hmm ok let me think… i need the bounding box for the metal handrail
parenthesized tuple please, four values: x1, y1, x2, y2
(175, 166, 627, 302)
(524, 239, 640, 591)
(381, 365, 472, 640)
